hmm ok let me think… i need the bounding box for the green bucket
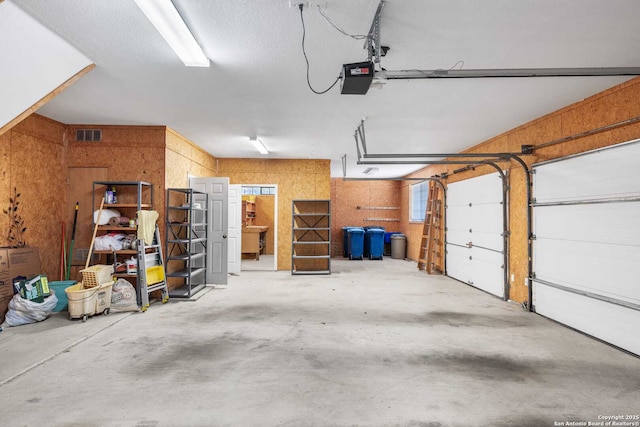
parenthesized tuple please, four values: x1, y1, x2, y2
(49, 280, 77, 312)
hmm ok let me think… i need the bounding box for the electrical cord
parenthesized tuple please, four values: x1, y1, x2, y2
(408, 60, 466, 77)
(316, 5, 371, 41)
(299, 4, 341, 95)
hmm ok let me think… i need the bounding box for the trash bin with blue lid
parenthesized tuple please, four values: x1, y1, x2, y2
(342, 226, 359, 257)
(347, 227, 365, 260)
(366, 228, 385, 260)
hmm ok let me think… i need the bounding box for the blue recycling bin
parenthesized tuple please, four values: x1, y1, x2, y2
(364, 227, 384, 258)
(347, 228, 365, 260)
(342, 227, 358, 257)
(366, 228, 385, 260)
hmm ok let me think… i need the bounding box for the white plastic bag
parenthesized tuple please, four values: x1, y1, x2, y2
(94, 233, 127, 251)
(4, 293, 58, 326)
(110, 278, 139, 312)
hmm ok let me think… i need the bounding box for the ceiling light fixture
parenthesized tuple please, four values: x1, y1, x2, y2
(362, 167, 379, 175)
(134, 0, 209, 67)
(250, 137, 269, 155)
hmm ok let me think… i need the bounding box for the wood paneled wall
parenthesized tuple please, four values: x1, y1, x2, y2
(165, 127, 216, 188)
(0, 114, 67, 281)
(399, 76, 640, 304)
(215, 159, 331, 270)
(331, 179, 401, 257)
(254, 195, 275, 254)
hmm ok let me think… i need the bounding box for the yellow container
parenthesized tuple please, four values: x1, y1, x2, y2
(146, 265, 165, 285)
(65, 284, 99, 321)
(65, 282, 113, 322)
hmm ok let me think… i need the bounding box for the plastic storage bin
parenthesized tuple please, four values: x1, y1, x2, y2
(366, 228, 385, 260)
(146, 265, 165, 285)
(48, 280, 77, 312)
(347, 228, 365, 260)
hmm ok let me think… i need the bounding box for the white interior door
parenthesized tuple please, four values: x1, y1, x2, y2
(532, 139, 640, 356)
(190, 177, 228, 285)
(228, 184, 242, 275)
(446, 172, 505, 298)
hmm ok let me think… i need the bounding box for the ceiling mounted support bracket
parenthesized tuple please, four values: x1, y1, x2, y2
(365, 0, 385, 64)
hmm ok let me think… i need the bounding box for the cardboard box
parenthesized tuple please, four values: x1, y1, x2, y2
(17, 275, 50, 303)
(0, 247, 41, 323)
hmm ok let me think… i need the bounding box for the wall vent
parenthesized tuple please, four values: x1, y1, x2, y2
(76, 129, 102, 142)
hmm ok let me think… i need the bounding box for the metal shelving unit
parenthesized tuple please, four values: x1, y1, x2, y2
(165, 188, 208, 298)
(291, 200, 331, 275)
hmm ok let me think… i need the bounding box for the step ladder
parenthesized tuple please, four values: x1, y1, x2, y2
(137, 225, 169, 311)
(417, 181, 443, 273)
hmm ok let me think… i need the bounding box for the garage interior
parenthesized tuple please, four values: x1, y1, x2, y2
(1, 1, 639, 426)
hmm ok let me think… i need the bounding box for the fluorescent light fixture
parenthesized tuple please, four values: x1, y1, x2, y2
(134, 0, 209, 67)
(362, 167, 379, 175)
(250, 137, 269, 155)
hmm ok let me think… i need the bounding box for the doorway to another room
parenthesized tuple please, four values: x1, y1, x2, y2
(240, 185, 277, 271)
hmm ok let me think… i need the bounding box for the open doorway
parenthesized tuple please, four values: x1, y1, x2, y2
(240, 184, 278, 271)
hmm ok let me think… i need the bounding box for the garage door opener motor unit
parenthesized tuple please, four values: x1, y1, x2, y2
(340, 61, 374, 95)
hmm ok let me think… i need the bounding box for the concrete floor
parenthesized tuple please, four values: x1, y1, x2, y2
(0, 259, 638, 427)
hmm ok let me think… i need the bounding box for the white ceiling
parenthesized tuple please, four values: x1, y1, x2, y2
(12, 0, 640, 178)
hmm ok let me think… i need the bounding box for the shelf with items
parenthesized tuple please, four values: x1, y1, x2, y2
(91, 181, 154, 304)
(165, 188, 208, 299)
(242, 195, 256, 226)
(291, 200, 331, 275)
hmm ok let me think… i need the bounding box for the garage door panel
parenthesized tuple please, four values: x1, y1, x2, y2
(447, 172, 503, 205)
(535, 203, 640, 245)
(534, 282, 640, 356)
(446, 206, 471, 231)
(533, 139, 640, 356)
(471, 232, 503, 252)
(471, 203, 503, 234)
(446, 229, 470, 246)
(446, 172, 505, 299)
(446, 244, 471, 284)
(446, 185, 470, 206)
(467, 173, 503, 204)
(534, 142, 640, 203)
(535, 239, 640, 304)
(471, 248, 505, 298)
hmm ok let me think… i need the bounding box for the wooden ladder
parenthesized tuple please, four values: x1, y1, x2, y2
(417, 181, 442, 273)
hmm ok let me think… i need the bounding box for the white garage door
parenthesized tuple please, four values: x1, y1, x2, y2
(446, 172, 506, 298)
(532, 139, 640, 356)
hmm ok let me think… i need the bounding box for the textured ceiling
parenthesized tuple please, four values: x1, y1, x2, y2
(13, 0, 640, 177)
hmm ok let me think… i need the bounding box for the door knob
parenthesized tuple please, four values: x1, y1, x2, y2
(223, 235, 227, 238)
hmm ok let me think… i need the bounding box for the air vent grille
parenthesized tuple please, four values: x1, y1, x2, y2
(76, 129, 102, 142)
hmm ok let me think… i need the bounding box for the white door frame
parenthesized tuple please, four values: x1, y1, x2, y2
(228, 184, 242, 275)
(241, 184, 278, 271)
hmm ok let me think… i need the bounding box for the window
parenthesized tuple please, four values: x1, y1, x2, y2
(242, 186, 276, 195)
(410, 181, 429, 222)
